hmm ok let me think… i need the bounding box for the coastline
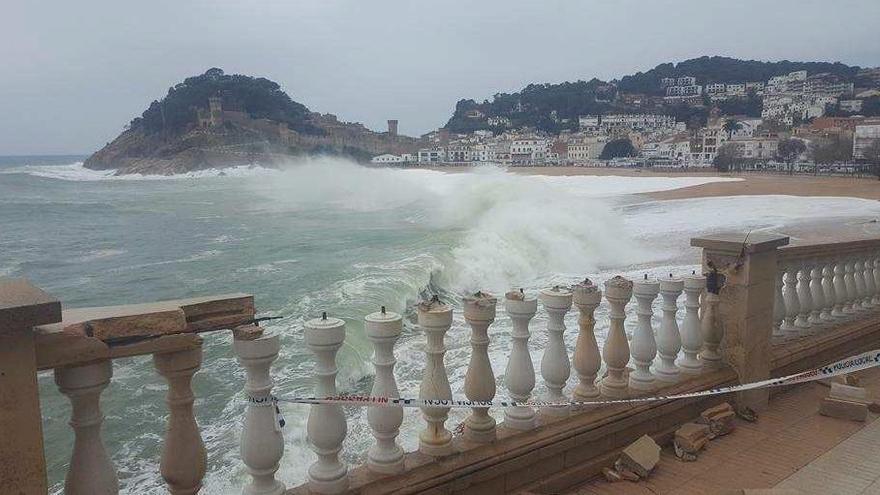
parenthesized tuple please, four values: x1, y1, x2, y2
(416, 165, 880, 201)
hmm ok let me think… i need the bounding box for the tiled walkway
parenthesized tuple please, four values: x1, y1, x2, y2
(569, 367, 880, 494)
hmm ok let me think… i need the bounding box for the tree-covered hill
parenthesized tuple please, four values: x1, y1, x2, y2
(618, 56, 861, 95)
(130, 68, 322, 135)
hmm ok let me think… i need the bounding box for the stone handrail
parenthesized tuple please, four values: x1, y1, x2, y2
(7, 232, 880, 494)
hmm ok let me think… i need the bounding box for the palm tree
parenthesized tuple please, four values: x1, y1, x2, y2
(722, 118, 743, 140)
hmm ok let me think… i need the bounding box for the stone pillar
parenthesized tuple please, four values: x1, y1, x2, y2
(304, 315, 348, 494)
(833, 260, 848, 317)
(0, 279, 60, 495)
(772, 267, 786, 339)
(700, 288, 723, 369)
(655, 275, 684, 384)
(854, 260, 868, 310)
(821, 263, 836, 322)
(463, 292, 497, 443)
(795, 263, 813, 330)
(55, 360, 118, 495)
(234, 329, 285, 495)
(863, 255, 876, 308)
(808, 263, 825, 326)
(600, 276, 633, 399)
(153, 347, 207, 495)
(679, 272, 706, 375)
(781, 263, 801, 336)
(503, 290, 537, 430)
(539, 286, 573, 416)
(873, 258, 880, 304)
(417, 297, 454, 456)
(844, 258, 858, 313)
(629, 275, 659, 393)
(691, 233, 789, 411)
(572, 279, 602, 401)
(365, 307, 404, 474)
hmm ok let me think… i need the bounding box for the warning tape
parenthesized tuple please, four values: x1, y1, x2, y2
(251, 349, 880, 409)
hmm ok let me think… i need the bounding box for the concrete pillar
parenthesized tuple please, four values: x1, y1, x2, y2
(821, 263, 836, 322)
(679, 272, 706, 375)
(539, 286, 573, 416)
(629, 276, 659, 393)
(462, 292, 497, 443)
(600, 276, 632, 399)
(656, 275, 684, 383)
(233, 329, 285, 495)
(862, 255, 876, 307)
(772, 267, 786, 338)
(782, 263, 801, 335)
(833, 260, 848, 317)
(572, 279, 602, 401)
(691, 233, 789, 411)
(365, 307, 405, 474)
(153, 347, 207, 495)
(844, 258, 858, 313)
(417, 297, 454, 456)
(304, 314, 348, 494)
(795, 263, 813, 330)
(0, 278, 61, 495)
(873, 258, 880, 304)
(809, 263, 825, 326)
(55, 361, 118, 495)
(503, 290, 537, 430)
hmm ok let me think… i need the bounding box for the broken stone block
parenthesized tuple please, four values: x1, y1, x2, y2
(819, 397, 868, 422)
(602, 467, 622, 482)
(829, 382, 869, 404)
(613, 459, 641, 481)
(699, 402, 736, 437)
(869, 402, 880, 414)
(673, 442, 698, 462)
(675, 423, 711, 453)
(618, 435, 660, 478)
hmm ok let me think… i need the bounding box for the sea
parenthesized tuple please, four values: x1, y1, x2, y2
(3, 155, 880, 493)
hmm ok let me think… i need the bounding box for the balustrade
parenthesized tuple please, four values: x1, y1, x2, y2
(572, 279, 602, 401)
(503, 289, 538, 430)
(462, 292, 498, 443)
(539, 286, 573, 416)
(629, 275, 659, 393)
(844, 258, 859, 313)
(808, 263, 824, 327)
(795, 264, 813, 330)
(655, 275, 683, 383)
(821, 264, 836, 322)
(781, 263, 801, 337)
(773, 267, 786, 338)
(600, 276, 633, 398)
(679, 272, 705, 375)
(417, 297, 454, 456)
(365, 307, 405, 474)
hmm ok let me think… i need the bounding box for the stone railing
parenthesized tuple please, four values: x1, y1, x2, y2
(5, 233, 880, 495)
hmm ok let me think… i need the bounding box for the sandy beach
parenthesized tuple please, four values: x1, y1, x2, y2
(424, 165, 880, 201)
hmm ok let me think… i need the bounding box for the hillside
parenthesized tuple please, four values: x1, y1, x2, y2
(85, 68, 420, 175)
(444, 56, 865, 134)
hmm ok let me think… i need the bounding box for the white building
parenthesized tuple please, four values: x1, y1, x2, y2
(417, 148, 446, 163)
(567, 137, 606, 162)
(666, 85, 703, 98)
(370, 154, 403, 164)
(705, 83, 726, 96)
(854, 121, 880, 161)
(510, 138, 548, 163)
(729, 137, 779, 161)
(840, 100, 864, 113)
(677, 76, 697, 86)
(726, 83, 746, 96)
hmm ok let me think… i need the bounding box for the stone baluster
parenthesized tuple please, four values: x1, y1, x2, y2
(679, 272, 706, 375)
(630, 275, 659, 393)
(808, 262, 825, 327)
(54, 360, 118, 495)
(539, 286, 573, 416)
(781, 263, 801, 336)
(700, 278, 723, 369)
(873, 258, 880, 304)
(820, 262, 836, 322)
(655, 275, 684, 384)
(304, 314, 348, 494)
(844, 257, 859, 314)
(463, 292, 498, 443)
(572, 279, 602, 401)
(854, 259, 869, 310)
(600, 276, 633, 398)
(153, 348, 207, 495)
(503, 289, 538, 430)
(417, 297, 454, 456)
(863, 255, 877, 308)
(773, 267, 786, 338)
(833, 260, 848, 317)
(365, 307, 404, 474)
(795, 262, 813, 330)
(233, 329, 285, 495)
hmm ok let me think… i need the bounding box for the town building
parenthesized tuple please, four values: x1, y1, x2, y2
(728, 136, 779, 161)
(853, 120, 880, 161)
(370, 154, 404, 164)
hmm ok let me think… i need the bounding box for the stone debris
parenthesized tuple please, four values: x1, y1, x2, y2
(699, 402, 737, 437)
(602, 467, 623, 482)
(829, 382, 870, 404)
(673, 442, 698, 462)
(869, 402, 880, 414)
(735, 405, 758, 423)
(819, 397, 868, 422)
(618, 435, 661, 478)
(675, 422, 711, 455)
(845, 374, 861, 387)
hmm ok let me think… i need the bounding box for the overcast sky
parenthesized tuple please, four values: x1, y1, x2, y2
(2, 0, 879, 155)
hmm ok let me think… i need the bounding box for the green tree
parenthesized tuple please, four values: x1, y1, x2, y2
(713, 143, 738, 172)
(721, 119, 743, 140)
(600, 138, 637, 160)
(777, 138, 807, 174)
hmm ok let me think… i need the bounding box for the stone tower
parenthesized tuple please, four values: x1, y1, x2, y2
(387, 119, 398, 137)
(208, 96, 224, 126)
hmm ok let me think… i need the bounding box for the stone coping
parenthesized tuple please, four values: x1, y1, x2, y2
(778, 237, 880, 262)
(691, 233, 790, 255)
(0, 278, 61, 331)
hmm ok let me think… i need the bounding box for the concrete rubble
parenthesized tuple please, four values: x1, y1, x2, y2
(699, 402, 737, 437)
(674, 422, 711, 461)
(618, 434, 661, 478)
(818, 381, 871, 422)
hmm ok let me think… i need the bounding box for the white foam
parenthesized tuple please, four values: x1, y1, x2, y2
(3, 162, 279, 181)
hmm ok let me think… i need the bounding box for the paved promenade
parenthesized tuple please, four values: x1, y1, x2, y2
(568, 366, 880, 494)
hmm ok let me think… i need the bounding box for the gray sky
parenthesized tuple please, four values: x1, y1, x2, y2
(2, 0, 879, 155)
